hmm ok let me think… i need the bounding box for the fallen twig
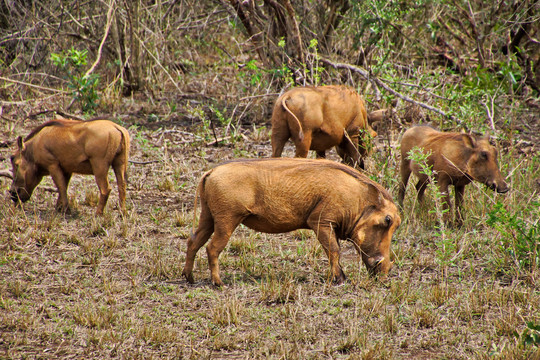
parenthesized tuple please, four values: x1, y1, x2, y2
(129, 160, 160, 165)
(206, 136, 232, 146)
(42, 187, 58, 193)
(0, 76, 67, 94)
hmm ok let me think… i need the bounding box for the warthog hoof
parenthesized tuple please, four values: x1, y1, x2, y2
(182, 271, 195, 284)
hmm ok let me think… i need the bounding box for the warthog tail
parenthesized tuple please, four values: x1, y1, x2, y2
(120, 126, 131, 183)
(282, 95, 304, 141)
(191, 170, 211, 235)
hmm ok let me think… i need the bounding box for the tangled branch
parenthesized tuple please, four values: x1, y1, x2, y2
(320, 58, 469, 130)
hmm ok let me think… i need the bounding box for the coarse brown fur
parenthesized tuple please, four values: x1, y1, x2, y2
(183, 158, 401, 286)
(9, 119, 131, 215)
(398, 126, 509, 225)
(271, 85, 377, 169)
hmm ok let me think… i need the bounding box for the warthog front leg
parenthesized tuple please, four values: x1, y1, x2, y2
(49, 164, 72, 213)
(454, 184, 466, 227)
(308, 217, 345, 285)
(337, 133, 364, 169)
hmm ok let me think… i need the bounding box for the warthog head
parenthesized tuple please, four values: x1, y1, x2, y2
(9, 137, 43, 204)
(353, 199, 401, 276)
(465, 135, 509, 194)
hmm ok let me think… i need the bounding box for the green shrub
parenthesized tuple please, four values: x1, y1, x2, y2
(51, 47, 100, 113)
(487, 201, 539, 272)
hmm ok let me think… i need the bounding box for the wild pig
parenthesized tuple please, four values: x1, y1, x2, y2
(271, 85, 377, 169)
(8, 119, 130, 215)
(398, 126, 509, 225)
(182, 158, 401, 286)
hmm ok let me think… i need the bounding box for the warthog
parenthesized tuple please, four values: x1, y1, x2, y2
(8, 119, 130, 214)
(398, 126, 509, 225)
(182, 158, 401, 286)
(271, 85, 377, 169)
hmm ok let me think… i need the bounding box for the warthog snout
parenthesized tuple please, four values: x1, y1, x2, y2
(10, 189, 29, 203)
(365, 255, 390, 276)
(486, 179, 509, 194)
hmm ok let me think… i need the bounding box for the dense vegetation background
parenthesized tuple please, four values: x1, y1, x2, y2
(1, 0, 539, 134)
(0, 1, 539, 359)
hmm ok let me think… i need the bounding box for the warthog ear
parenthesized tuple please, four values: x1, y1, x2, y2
(461, 134, 477, 148)
(16, 136, 25, 151)
(482, 132, 495, 145)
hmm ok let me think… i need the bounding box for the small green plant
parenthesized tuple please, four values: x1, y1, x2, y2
(306, 38, 323, 86)
(273, 63, 294, 86)
(209, 105, 241, 144)
(520, 321, 540, 347)
(487, 201, 539, 273)
(238, 59, 267, 89)
(407, 147, 454, 277)
(275, 37, 295, 86)
(51, 47, 100, 113)
(406, 147, 449, 226)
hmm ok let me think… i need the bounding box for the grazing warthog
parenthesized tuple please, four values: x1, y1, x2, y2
(271, 85, 377, 169)
(398, 126, 509, 225)
(8, 119, 130, 215)
(182, 158, 401, 286)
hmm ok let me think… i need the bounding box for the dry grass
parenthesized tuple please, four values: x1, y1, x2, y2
(0, 119, 539, 359)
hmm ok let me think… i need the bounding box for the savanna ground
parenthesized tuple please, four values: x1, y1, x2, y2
(1, 1, 540, 359)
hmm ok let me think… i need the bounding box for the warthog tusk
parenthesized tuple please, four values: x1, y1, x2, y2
(0, 169, 13, 179)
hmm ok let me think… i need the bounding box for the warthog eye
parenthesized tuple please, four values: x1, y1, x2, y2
(480, 151, 488, 160)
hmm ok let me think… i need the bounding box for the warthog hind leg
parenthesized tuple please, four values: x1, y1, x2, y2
(271, 125, 290, 157)
(91, 161, 112, 215)
(112, 158, 127, 213)
(183, 206, 214, 283)
(293, 131, 312, 158)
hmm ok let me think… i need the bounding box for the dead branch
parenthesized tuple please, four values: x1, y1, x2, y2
(206, 136, 232, 146)
(320, 58, 467, 129)
(84, 0, 116, 78)
(41, 187, 58, 193)
(0, 76, 67, 94)
(282, 0, 304, 64)
(129, 160, 160, 165)
(0, 140, 13, 148)
(228, 0, 268, 66)
(0, 170, 13, 179)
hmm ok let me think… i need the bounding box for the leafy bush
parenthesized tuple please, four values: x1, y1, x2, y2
(51, 48, 100, 114)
